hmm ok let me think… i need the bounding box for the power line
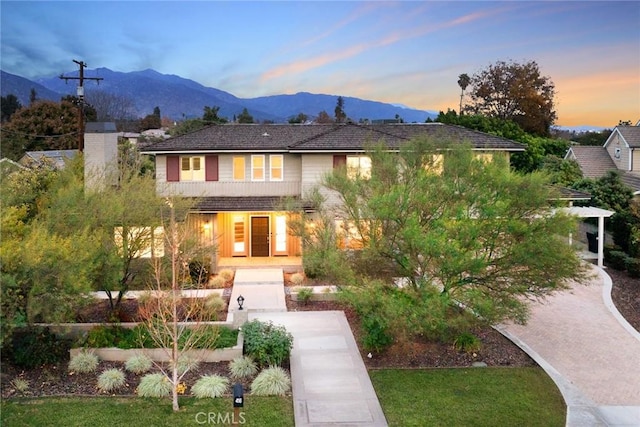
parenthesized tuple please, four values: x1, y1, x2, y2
(59, 60, 103, 152)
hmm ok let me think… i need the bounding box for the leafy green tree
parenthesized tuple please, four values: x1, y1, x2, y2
(466, 60, 556, 136)
(1, 94, 22, 122)
(288, 112, 308, 124)
(334, 96, 347, 123)
(540, 155, 583, 186)
(237, 108, 254, 124)
(315, 110, 333, 124)
(317, 137, 585, 347)
(571, 129, 612, 146)
(202, 106, 227, 124)
(0, 100, 79, 160)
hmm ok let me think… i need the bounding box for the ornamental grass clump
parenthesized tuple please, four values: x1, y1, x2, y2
(97, 368, 126, 393)
(125, 354, 153, 374)
(191, 375, 229, 398)
(290, 273, 305, 286)
(229, 356, 258, 379)
(219, 269, 234, 282)
(68, 350, 99, 374)
(137, 373, 172, 397)
(209, 276, 226, 289)
(250, 366, 291, 396)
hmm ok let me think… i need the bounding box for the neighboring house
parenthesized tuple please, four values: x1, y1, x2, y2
(141, 123, 524, 266)
(19, 150, 77, 169)
(119, 132, 141, 145)
(565, 123, 640, 195)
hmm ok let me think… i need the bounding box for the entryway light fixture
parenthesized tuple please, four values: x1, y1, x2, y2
(237, 295, 245, 310)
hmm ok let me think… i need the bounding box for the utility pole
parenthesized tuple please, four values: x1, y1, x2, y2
(59, 60, 103, 152)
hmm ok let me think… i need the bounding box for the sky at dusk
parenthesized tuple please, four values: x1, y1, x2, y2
(1, 1, 638, 128)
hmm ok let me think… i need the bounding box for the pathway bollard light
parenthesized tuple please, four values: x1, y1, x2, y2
(233, 383, 244, 425)
(237, 295, 245, 310)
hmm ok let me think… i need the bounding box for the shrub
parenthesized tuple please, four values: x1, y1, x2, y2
(290, 273, 305, 286)
(229, 356, 258, 379)
(125, 354, 153, 374)
(10, 378, 29, 395)
(86, 325, 130, 348)
(251, 366, 291, 396)
(295, 287, 313, 305)
(625, 257, 640, 278)
(218, 269, 234, 282)
(242, 320, 293, 367)
(7, 326, 70, 368)
(68, 350, 99, 373)
(361, 314, 393, 352)
(204, 294, 226, 313)
(209, 276, 226, 289)
(97, 368, 126, 393)
(608, 250, 629, 270)
(176, 355, 200, 376)
(189, 259, 210, 286)
(453, 332, 482, 354)
(137, 373, 171, 397)
(191, 375, 229, 398)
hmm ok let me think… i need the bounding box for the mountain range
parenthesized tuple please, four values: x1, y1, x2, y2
(1, 68, 437, 123)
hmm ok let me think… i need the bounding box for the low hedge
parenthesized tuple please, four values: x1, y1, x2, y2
(83, 324, 238, 350)
(625, 257, 640, 278)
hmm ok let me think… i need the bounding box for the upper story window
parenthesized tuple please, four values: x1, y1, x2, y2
(347, 155, 372, 179)
(181, 156, 205, 181)
(252, 155, 265, 181)
(233, 156, 245, 180)
(614, 148, 621, 159)
(270, 155, 283, 181)
(166, 155, 218, 182)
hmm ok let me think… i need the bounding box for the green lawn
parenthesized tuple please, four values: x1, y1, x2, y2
(1, 396, 294, 427)
(370, 367, 566, 427)
(2, 367, 565, 427)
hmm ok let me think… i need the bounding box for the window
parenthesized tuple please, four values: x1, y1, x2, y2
(233, 216, 245, 254)
(233, 156, 245, 180)
(274, 215, 287, 253)
(270, 155, 283, 181)
(114, 226, 164, 258)
(252, 155, 265, 181)
(180, 156, 205, 181)
(346, 155, 371, 179)
(615, 148, 621, 159)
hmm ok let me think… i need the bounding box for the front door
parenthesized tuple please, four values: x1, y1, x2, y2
(251, 216, 270, 257)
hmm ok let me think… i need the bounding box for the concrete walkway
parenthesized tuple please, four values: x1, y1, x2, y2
(229, 268, 287, 313)
(231, 267, 387, 426)
(251, 311, 388, 427)
(498, 265, 640, 426)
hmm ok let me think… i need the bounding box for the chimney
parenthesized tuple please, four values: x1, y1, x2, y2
(84, 122, 118, 190)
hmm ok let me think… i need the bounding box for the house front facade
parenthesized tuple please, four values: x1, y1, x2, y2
(141, 123, 524, 267)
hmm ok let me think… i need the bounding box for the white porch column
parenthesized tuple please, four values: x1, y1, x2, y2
(597, 216, 605, 268)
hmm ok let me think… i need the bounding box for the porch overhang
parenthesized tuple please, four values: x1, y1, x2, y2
(195, 196, 290, 212)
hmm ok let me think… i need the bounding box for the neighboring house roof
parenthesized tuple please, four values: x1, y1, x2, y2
(553, 187, 592, 202)
(19, 150, 78, 169)
(0, 157, 27, 177)
(620, 173, 640, 195)
(141, 123, 525, 154)
(604, 125, 640, 149)
(565, 146, 616, 179)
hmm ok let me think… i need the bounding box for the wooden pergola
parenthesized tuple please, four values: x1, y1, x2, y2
(562, 206, 615, 267)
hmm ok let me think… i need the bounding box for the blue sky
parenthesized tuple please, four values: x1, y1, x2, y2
(1, 1, 638, 127)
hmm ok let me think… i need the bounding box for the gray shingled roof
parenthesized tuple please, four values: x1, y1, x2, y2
(621, 172, 640, 194)
(196, 196, 304, 212)
(616, 126, 640, 148)
(141, 123, 525, 153)
(567, 146, 616, 179)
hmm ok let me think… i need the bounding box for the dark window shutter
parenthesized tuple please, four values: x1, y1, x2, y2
(333, 155, 346, 168)
(205, 155, 219, 181)
(166, 155, 180, 182)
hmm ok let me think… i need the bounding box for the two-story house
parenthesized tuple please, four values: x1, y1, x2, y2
(140, 123, 525, 267)
(565, 123, 640, 195)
